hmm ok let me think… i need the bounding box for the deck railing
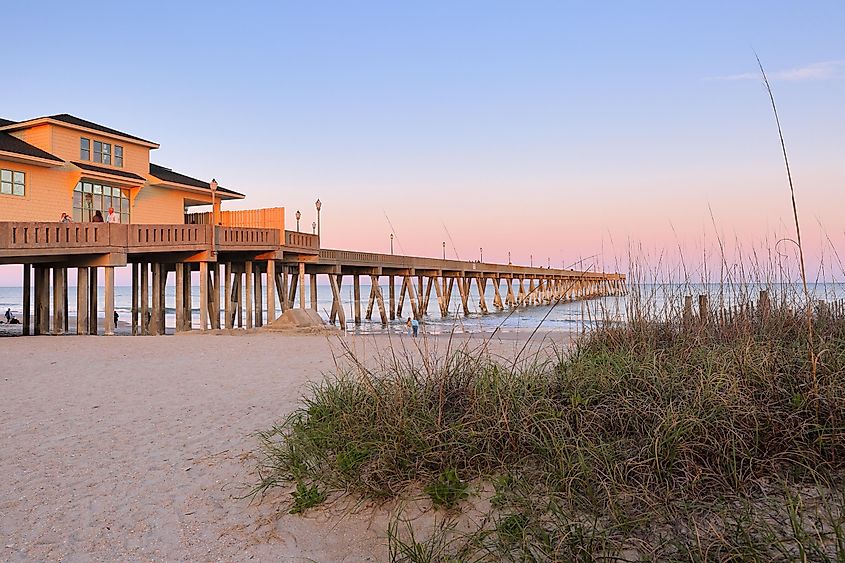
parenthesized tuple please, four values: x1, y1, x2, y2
(284, 230, 320, 251)
(216, 226, 280, 248)
(128, 224, 211, 248)
(186, 207, 285, 231)
(0, 222, 118, 251)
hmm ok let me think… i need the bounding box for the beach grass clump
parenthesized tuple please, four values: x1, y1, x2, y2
(255, 292, 845, 559)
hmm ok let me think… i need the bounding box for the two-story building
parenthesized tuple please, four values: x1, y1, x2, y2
(0, 114, 244, 224)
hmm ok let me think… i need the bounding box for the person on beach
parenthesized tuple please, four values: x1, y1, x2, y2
(92, 210, 104, 222)
(106, 207, 119, 223)
(411, 317, 419, 337)
(406, 317, 412, 336)
(114, 311, 119, 327)
(4, 308, 11, 323)
(60, 213, 72, 223)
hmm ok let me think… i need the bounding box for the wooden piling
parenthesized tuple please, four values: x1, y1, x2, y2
(52, 267, 65, 335)
(254, 262, 263, 328)
(373, 275, 388, 325)
(478, 277, 489, 314)
(245, 261, 253, 328)
(310, 273, 318, 312)
(140, 263, 149, 335)
(89, 267, 98, 335)
(388, 275, 395, 320)
(298, 262, 306, 310)
(22, 264, 30, 336)
(329, 274, 346, 330)
(266, 260, 276, 322)
(200, 262, 209, 331)
(104, 266, 115, 336)
(698, 294, 708, 323)
(131, 263, 139, 335)
(224, 262, 233, 329)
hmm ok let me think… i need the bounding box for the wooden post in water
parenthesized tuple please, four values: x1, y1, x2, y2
(373, 275, 388, 325)
(396, 277, 406, 318)
(329, 274, 346, 330)
(478, 277, 489, 314)
(353, 274, 362, 324)
(433, 275, 445, 317)
(388, 275, 395, 320)
(365, 278, 376, 321)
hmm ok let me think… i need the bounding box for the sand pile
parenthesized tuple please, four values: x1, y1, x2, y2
(265, 308, 336, 333)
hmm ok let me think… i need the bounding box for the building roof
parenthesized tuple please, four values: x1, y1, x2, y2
(149, 163, 244, 198)
(0, 131, 64, 162)
(73, 161, 147, 181)
(0, 114, 157, 146)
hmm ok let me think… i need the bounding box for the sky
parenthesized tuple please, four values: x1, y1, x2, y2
(1, 1, 844, 283)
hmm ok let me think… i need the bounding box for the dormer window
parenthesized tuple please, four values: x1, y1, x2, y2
(115, 145, 123, 167)
(93, 141, 111, 165)
(80, 138, 90, 160)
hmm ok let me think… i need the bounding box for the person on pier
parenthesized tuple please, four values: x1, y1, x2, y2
(106, 207, 120, 223)
(92, 210, 104, 222)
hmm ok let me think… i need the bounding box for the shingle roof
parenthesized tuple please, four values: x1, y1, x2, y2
(0, 118, 16, 127)
(49, 114, 156, 144)
(149, 163, 244, 197)
(0, 132, 63, 162)
(73, 161, 147, 181)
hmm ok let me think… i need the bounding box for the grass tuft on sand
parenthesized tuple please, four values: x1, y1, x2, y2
(254, 291, 845, 560)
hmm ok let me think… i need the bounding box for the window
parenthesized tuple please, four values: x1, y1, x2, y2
(80, 138, 90, 161)
(73, 182, 129, 223)
(102, 143, 111, 165)
(114, 145, 123, 167)
(0, 169, 25, 197)
(93, 141, 102, 162)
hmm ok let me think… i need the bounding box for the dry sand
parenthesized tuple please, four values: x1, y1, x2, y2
(0, 329, 572, 562)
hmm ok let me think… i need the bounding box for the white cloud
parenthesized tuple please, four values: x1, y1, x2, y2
(714, 60, 845, 82)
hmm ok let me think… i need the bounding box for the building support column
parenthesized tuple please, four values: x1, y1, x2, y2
(224, 262, 233, 329)
(200, 262, 209, 331)
(52, 267, 65, 335)
(266, 260, 276, 322)
(175, 263, 186, 332)
(310, 273, 318, 312)
(254, 262, 263, 328)
(89, 267, 99, 335)
(245, 261, 253, 329)
(298, 262, 306, 310)
(211, 263, 221, 329)
(140, 263, 149, 335)
(151, 264, 161, 335)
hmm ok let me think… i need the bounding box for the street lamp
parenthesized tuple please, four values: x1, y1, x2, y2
(315, 198, 321, 237)
(295, 210, 301, 232)
(442, 241, 446, 260)
(480, 247, 483, 262)
(210, 178, 218, 256)
(390, 233, 394, 255)
(312, 221, 316, 234)
(508, 251, 511, 265)
(547, 257, 550, 268)
(530, 254, 533, 267)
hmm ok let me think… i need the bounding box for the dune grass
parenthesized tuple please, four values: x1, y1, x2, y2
(254, 287, 845, 560)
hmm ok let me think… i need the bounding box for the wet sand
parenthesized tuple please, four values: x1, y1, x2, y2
(0, 330, 572, 561)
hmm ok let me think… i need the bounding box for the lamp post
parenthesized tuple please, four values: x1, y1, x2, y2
(442, 241, 446, 260)
(315, 198, 321, 237)
(480, 247, 483, 262)
(508, 251, 511, 265)
(295, 210, 301, 232)
(530, 254, 533, 267)
(547, 257, 550, 269)
(210, 178, 217, 255)
(312, 221, 316, 234)
(390, 233, 394, 255)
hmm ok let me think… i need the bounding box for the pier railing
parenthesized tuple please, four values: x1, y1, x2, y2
(0, 222, 121, 256)
(128, 224, 210, 249)
(285, 230, 320, 252)
(216, 226, 280, 250)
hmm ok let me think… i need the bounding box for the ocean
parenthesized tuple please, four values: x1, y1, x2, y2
(2, 281, 843, 335)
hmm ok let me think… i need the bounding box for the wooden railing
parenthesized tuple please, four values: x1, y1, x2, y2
(186, 207, 285, 231)
(285, 230, 320, 251)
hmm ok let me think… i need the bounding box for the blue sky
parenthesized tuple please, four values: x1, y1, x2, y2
(2, 1, 844, 279)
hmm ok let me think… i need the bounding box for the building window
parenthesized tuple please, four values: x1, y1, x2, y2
(80, 138, 90, 161)
(114, 145, 123, 167)
(0, 169, 25, 197)
(73, 181, 129, 223)
(92, 141, 112, 165)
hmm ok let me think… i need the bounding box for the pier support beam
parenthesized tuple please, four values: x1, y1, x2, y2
(211, 263, 221, 329)
(89, 267, 98, 335)
(104, 266, 115, 336)
(245, 261, 253, 329)
(478, 277, 489, 314)
(77, 266, 89, 335)
(22, 264, 31, 336)
(52, 267, 65, 335)
(176, 263, 186, 332)
(353, 274, 362, 325)
(131, 263, 139, 335)
(140, 264, 149, 335)
(254, 262, 263, 328)
(492, 277, 503, 310)
(433, 276, 445, 317)
(298, 262, 306, 310)
(372, 275, 388, 325)
(388, 275, 396, 320)
(329, 274, 346, 330)
(225, 263, 233, 329)
(151, 264, 161, 335)
(200, 262, 209, 331)
(310, 273, 318, 312)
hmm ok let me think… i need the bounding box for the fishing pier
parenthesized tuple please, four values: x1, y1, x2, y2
(0, 220, 626, 335)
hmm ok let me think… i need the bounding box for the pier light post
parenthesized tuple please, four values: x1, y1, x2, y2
(480, 247, 483, 262)
(442, 241, 446, 260)
(312, 221, 316, 234)
(390, 233, 394, 255)
(508, 251, 511, 265)
(315, 198, 321, 237)
(530, 254, 533, 267)
(210, 178, 218, 256)
(296, 210, 301, 232)
(547, 257, 550, 268)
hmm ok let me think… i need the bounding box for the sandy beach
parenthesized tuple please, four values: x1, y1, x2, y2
(0, 329, 571, 561)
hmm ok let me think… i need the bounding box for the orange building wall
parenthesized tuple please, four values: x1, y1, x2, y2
(11, 125, 52, 153)
(0, 160, 78, 222)
(48, 125, 151, 178)
(131, 185, 187, 224)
